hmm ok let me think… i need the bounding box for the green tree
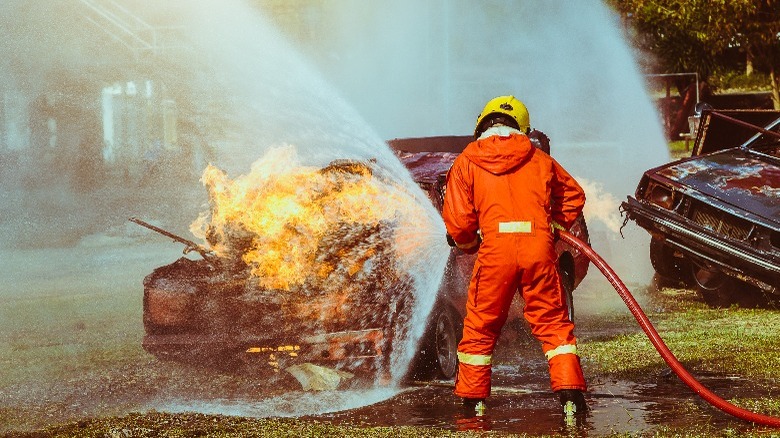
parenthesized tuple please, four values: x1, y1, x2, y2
(736, 1, 780, 109)
(611, 0, 780, 109)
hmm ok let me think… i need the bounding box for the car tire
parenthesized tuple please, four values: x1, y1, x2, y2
(410, 305, 462, 380)
(431, 306, 461, 379)
(650, 237, 692, 286)
(692, 264, 734, 308)
(693, 264, 773, 309)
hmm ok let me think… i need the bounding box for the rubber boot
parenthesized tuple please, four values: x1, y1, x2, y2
(462, 398, 487, 416)
(558, 389, 587, 416)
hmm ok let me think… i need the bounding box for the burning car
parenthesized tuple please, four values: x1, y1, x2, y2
(621, 107, 780, 307)
(138, 147, 423, 381)
(136, 137, 591, 382)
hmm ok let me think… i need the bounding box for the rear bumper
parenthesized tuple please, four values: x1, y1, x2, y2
(143, 327, 387, 364)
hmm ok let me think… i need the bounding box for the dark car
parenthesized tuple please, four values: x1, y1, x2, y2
(621, 108, 780, 307)
(139, 135, 591, 381)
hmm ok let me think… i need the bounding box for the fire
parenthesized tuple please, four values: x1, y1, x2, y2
(190, 145, 428, 293)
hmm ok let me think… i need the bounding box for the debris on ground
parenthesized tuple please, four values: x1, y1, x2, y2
(285, 363, 355, 391)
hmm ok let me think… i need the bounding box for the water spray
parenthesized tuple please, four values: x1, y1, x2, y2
(557, 230, 780, 427)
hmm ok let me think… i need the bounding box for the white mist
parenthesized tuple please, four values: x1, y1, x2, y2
(276, 0, 669, 286)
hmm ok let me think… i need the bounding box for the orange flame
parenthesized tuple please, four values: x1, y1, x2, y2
(190, 145, 432, 292)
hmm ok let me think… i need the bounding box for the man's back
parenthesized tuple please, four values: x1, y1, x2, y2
(443, 130, 584, 253)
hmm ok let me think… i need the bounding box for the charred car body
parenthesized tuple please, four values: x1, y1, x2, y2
(622, 108, 780, 307)
(138, 135, 591, 381)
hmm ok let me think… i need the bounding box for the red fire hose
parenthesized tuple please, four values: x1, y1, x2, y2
(558, 230, 780, 427)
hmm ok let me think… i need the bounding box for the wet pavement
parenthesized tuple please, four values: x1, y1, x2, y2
(307, 366, 759, 435)
(138, 357, 767, 437)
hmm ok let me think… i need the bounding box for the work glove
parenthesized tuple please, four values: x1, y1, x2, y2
(551, 221, 565, 241)
(446, 233, 456, 247)
(447, 232, 482, 254)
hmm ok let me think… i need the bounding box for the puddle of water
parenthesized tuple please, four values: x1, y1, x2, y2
(312, 384, 606, 434)
(306, 359, 772, 435)
(310, 378, 749, 435)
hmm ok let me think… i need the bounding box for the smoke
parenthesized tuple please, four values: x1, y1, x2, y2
(579, 178, 624, 234)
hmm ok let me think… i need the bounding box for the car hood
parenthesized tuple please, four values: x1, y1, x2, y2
(655, 148, 780, 224)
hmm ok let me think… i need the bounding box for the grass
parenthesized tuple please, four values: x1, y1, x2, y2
(581, 303, 780, 379)
(667, 140, 693, 159)
(579, 286, 780, 436)
(710, 71, 774, 94)
(582, 285, 780, 378)
(667, 140, 691, 152)
(1, 414, 501, 438)
(0, 280, 146, 385)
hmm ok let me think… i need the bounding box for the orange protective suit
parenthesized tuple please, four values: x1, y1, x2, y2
(443, 128, 586, 399)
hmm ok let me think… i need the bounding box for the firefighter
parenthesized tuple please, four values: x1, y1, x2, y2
(442, 95, 587, 415)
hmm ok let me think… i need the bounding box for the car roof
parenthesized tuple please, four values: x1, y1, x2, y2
(388, 136, 472, 185)
(395, 151, 459, 184)
(387, 135, 472, 153)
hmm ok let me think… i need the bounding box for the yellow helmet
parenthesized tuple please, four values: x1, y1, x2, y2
(474, 95, 530, 138)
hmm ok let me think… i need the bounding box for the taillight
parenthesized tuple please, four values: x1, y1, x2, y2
(146, 287, 193, 327)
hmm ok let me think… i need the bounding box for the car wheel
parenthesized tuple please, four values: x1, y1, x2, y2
(410, 305, 462, 380)
(650, 237, 692, 285)
(431, 307, 460, 379)
(692, 264, 734, 308)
